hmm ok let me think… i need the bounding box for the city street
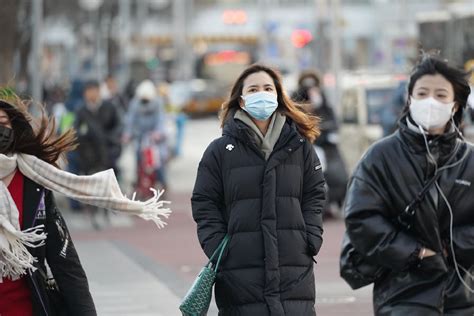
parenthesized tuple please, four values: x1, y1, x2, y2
(2, 1, 474, 315)
(61, 117, 373, 316)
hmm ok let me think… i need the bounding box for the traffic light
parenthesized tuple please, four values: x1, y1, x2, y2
(291, 29, 313, 48)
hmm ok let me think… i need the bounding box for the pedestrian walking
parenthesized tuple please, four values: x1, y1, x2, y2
(74, 80, 123, 228)
(192, 64, 326, 315)
(75, 80, 123, 177)
(292, 70, 348, 217)
(0, 93, 170, 316)
(341, 55, 474, 315)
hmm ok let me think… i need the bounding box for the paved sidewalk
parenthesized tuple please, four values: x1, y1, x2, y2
(70, 214, 373, 316)
(76, 240, 183, 316)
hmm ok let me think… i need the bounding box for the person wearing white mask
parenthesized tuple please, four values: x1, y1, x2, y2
(192, 64, 326, 315)
(341, 55, 474, 315)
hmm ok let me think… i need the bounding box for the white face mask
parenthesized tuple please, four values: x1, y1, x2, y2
(409, 97, 455, 130)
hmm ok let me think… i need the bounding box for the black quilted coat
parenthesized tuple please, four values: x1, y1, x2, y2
(192, 114, 326, 315)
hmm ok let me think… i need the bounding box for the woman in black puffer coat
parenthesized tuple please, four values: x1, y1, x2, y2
(343, 55, 474, 315)
(192, 64, 326, 315)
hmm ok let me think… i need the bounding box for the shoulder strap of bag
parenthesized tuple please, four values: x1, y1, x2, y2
(37, 261, 60, 291)
(207, 235, 229, 272)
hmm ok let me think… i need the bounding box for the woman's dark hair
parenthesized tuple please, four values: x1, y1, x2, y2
(220, 64, 320, 142)
(0, 95, 77, 167)
(297, 70, 322, 88)
(402, 55, 471, 127)
(292, 70, 329, 107)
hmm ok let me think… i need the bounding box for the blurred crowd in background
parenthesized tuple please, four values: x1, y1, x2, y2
(1, 0, 474, 223)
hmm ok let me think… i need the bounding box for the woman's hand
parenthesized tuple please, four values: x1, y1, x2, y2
(419, 247, 436, 259)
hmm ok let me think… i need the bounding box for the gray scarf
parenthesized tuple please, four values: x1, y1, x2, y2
(234, 110, 286, 160)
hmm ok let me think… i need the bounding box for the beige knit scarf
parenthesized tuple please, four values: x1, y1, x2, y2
(0, 153, 171, 281)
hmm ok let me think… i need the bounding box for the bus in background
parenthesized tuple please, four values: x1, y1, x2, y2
(182, 49, 253, 115)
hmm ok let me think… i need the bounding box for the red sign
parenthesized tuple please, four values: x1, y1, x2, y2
(291, 29, 313, 48)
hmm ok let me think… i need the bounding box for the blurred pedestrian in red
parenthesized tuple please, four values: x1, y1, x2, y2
(123, 80, 169, 197)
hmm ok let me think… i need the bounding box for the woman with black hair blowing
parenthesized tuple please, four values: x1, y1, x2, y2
(0, 97, 96, 316)
(0, 94, 170, 316)
(342, 55, 474, 315)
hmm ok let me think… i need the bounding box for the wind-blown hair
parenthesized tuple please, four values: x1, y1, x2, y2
(0, 94, 77, 167)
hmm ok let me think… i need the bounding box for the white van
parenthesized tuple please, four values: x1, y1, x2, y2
(338, 73, 408, 173)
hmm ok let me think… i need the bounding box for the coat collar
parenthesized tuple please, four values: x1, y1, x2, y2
(398, 114, 459, 162)
(223, 110, 307, 169)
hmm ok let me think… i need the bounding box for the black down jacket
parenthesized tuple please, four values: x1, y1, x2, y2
(23, 177, 96, 316)
(192, 115, 326, 315)
(344, 116, 474, 315)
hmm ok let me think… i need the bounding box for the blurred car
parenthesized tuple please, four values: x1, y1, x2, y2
(175, 79, 227, 116)
(338, 72, 408, 173)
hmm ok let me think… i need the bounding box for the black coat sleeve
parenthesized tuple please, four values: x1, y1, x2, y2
(45, 191, 97, 316)
(345, 171, 420, 271)
(302, 142, 325, 256)
(191, 140, 228, 260)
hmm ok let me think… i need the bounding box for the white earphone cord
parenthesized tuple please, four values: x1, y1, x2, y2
(419, 121, 474, 293)
(436, 181, 474, 293)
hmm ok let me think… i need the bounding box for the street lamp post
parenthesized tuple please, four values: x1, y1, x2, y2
(30, 0, 43, 104)
(330, 0, 342, 112)
(119, 0, 131, 88)
(314, 0, 329, 71)
(258, 0, 270, 62)
(173, 0, 190, 81)
(79, 0, 104, 80)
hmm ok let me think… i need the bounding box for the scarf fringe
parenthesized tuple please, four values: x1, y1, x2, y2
(0, 153, 173, 280)
(137, 189, 172, 229)
(0, 224, 46, 281)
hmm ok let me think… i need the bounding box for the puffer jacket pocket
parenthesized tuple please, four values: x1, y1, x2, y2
(417, 253, 448, 275)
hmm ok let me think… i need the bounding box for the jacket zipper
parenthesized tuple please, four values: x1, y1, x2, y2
(30, 189, 49, 316)
(29, 270, 49, 316)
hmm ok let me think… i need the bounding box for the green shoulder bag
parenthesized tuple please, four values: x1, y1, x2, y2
(179, 235, 230, 316)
